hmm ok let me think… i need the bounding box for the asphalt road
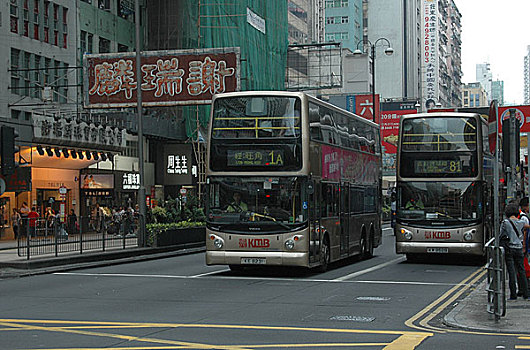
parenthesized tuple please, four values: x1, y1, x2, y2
(0, 225, 527, 349)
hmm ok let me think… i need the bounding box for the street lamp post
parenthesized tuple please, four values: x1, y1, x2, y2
(354, 38, 394, 123)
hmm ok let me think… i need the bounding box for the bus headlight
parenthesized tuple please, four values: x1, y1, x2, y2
(463, 230, 475, 241)
(209, 234, 224, 249)
(400, 228, 413, 240)
(285, 239, 295, 250)
(214, 238, 224, 249)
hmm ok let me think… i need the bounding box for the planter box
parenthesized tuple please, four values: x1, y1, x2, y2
(154, 227, 205, 247)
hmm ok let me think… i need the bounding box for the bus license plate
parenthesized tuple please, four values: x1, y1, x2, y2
(241, 258, 266, 265)
(427, 248, 449, 253)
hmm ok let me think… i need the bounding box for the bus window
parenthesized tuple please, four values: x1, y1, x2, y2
(323, 183, 339, 217)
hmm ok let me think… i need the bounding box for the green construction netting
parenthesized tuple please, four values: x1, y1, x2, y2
(176, 1, 288, 140)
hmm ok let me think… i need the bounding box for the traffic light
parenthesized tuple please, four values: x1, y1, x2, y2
(502, 113, 520, 166)
(1, 126, 19, 176)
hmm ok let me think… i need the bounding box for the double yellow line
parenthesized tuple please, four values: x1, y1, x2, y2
(405, 266, 486, 333)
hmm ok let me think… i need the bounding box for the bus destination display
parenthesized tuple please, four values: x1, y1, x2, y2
(227, 150, 284, 167)
(414, 160, 463, 174)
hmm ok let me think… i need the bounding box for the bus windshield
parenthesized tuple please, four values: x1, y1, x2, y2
(401, 117, 477, 152)
(207, 176, 306, 232)
(396, 181, 482, 223)
(212, 96, 301, 139)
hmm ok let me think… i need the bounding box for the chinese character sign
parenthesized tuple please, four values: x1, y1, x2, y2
(422, 0, 439, 106)
(350, 94, 381, 124)
(84, 48, 240, 108)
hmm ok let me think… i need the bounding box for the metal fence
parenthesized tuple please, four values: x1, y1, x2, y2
(485, 237, 506, 321)
(16, 214, 142, 259)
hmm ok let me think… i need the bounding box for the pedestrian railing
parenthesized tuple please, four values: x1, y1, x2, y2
(17, 214, 143, 259)
(485, 237, 506, 321)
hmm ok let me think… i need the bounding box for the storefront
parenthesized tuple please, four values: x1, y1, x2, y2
(156, 143, 199, 202)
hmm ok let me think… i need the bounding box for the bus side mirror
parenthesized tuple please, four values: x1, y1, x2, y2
(306, 181, 314, 195)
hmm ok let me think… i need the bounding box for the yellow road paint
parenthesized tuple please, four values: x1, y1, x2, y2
(405, 266, 484, 333)
(383, 333, 432, 350)
(0, 318, 432, 350)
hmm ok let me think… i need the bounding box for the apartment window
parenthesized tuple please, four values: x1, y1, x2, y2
(53, 29, 58, 45)
(23, 52, 31, 96)
(53, 60, 60, 102)
(98, 0, 110, 10)
(44, 57, 50, 86)
(34, 55, 41, 99)
(62, 7, 67, 31)
(326, 17, 334, 25)
(10, 0, 18, 33)
(10, 49, 20, 95)
(341, 16, 348, 24)
(24, 111, 31, 121)
(99, 37, 110, 53)
(87, 33, 93, 53)
(80, 30, 87, 53)
(118, 43, 128, 52)
(11, 110, 21, 120)
(63, 33, 67, 48)
(125, 140, 138, 158)
(44, 26, 49, 42)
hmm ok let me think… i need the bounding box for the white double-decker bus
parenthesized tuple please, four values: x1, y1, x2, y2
(205, 91, 382, 270)
(395, 112, 497, 260)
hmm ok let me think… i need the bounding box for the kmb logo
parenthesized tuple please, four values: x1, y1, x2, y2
(239, 238, 270, 248)
(424, 231, 451, 239)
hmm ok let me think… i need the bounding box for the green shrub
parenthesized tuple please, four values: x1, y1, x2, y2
(146, 221, 205, 247)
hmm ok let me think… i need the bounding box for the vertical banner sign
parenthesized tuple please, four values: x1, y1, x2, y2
(422, 0, 439, 108)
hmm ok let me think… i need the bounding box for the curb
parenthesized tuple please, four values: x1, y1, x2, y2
(0, 244, 205, 279)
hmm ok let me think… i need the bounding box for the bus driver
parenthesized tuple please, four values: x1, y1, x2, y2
(226, 192, 248, 213)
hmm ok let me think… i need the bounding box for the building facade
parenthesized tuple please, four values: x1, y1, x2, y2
(476, 62, 492, 102)
(324, 0, 363, 51)
(461, 82, 488, 108)
(0, 0, 152, 240)
(491, 80, 504, 106)
(523, 45, 530, 104)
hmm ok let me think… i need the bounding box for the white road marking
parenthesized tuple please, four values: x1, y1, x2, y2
(332, 257, 405, 281)
(190, 269, 231, 277)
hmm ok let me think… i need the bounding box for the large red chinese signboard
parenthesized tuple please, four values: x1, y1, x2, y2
(84, 48, 240, 108)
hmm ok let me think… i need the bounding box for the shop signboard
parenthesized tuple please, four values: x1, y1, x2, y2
(33, 114, 126, 150)
(81, 174, 114, 189)
(2, 167, 31, 192)
(84, 47, 241, 108)
(162, 143, 198, 186)
(346, 94, 381, 124)
(122, 172, 140, 190)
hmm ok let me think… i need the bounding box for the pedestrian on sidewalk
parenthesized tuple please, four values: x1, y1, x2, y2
(500, 203, 529, 300)
(28, 207, 39, 240)
(519, 197, 530, 296)
(11, 208, 21, 239)
(19, 202, 29, 237)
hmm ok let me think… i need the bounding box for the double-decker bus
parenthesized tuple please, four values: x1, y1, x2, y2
(395, 112, 496, 260)
(205, 91, 382, 270)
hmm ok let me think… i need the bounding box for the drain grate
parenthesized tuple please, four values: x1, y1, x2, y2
(329, 315, 375, 322)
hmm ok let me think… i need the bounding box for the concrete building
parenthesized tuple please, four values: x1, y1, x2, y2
(0, 0, 150, 239)
(324, 0, 363, 52)
(461, 82, 488, 108)
(366, 0, 421, 102)
(523, 45, 530, 104)
(476, 62, 492, 102)
(491, 80, 504, 106)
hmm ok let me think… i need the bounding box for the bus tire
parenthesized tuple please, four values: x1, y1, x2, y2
(318, 236, 330, 272)
(406, 253, 420, 262)
(229, 265, 244, 272)
(365, 231, 374, 258)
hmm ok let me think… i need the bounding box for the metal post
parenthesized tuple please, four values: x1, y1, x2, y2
(135, 0, 146, 247)
(507, 109, 517, 201)
(493, 101, 502, 321)
(371, 44, 376, 124)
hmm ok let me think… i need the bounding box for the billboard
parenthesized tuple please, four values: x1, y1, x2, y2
(422, 0, 439, 107)
(346, 94, 380, 124)
(84, 48, 240, 108)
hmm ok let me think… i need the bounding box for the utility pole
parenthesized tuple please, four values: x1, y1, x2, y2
(135, 0, 146, 247)
(506, 109, 519, 202)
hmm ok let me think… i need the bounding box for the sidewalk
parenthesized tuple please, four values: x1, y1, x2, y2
(0, 239, 205, 278)
(444, 278, 530, 334)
